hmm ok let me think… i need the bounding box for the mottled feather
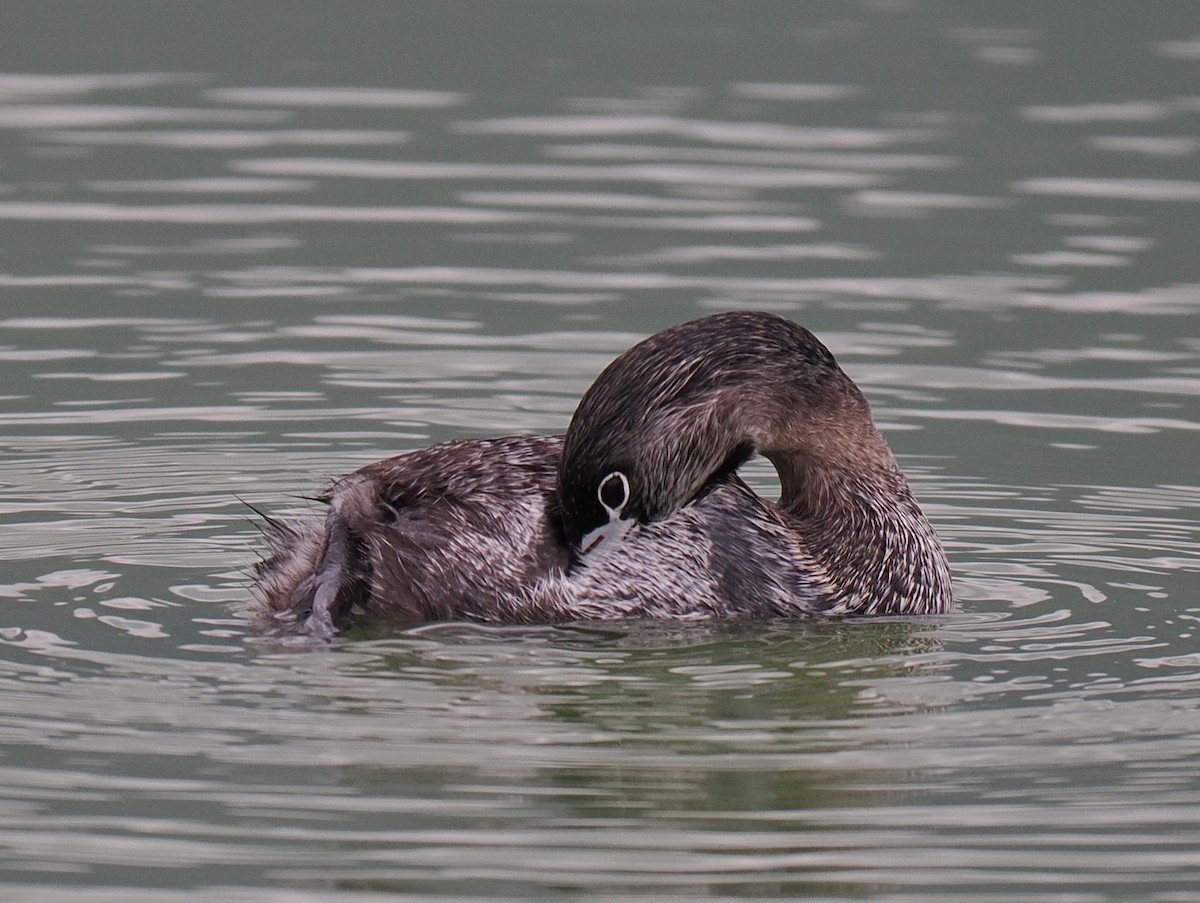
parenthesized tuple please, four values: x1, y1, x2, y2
(251, 312, 952, 636)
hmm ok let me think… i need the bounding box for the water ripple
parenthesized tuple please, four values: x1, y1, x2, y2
(457, 114, 929, 148)
(232, 156, 883, 188)
(205, 87, 468, 108)
(0, 105, 288, 128)
(1016, 177, 1200, 202)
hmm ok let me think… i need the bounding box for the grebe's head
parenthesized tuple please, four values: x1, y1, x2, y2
(557, 311, 880, 555)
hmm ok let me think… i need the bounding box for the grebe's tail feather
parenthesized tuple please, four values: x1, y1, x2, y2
(250, 502, 369, 638)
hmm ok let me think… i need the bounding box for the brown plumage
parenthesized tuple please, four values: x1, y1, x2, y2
(252, 311, 952, 637)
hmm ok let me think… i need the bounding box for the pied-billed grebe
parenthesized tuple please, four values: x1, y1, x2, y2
(253, 311, 951, 636)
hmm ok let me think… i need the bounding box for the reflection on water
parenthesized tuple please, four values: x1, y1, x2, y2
(2, 0, 1200, 899)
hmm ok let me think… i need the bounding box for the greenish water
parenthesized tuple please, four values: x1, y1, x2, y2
(2, 2, 1199, 899)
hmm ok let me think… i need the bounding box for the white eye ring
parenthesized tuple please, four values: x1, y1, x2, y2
(580, 471, 634, 554)
(597, 470, 630, 518)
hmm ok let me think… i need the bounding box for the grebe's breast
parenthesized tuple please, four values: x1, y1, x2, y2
(525, 474, 830, 621)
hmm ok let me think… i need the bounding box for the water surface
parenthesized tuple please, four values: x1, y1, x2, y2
(2, 2, 1199, 900)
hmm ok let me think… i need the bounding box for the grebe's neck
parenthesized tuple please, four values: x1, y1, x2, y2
(766, 431, 952, 616)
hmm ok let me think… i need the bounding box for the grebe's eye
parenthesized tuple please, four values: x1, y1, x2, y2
(579, 471, 635, 555)
(597, 471, 630, 515)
